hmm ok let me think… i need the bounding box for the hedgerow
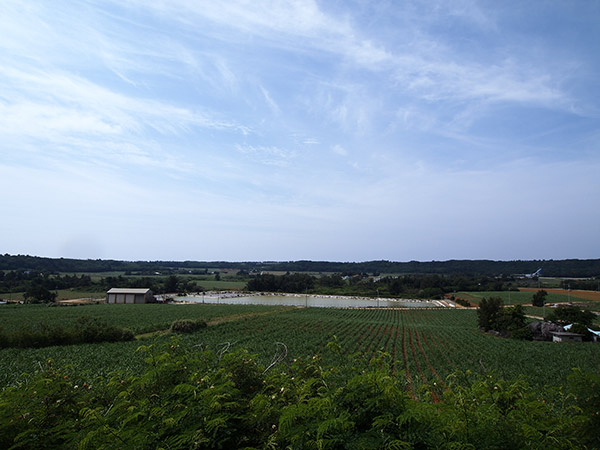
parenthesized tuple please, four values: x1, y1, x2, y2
(0, 316, 133, 349)
(0, 339, 597, 449)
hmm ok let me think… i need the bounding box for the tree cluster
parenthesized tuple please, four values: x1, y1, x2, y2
(0, 271, 94, 299)
(546, 305, 596, 328)
(246, 273, 315, 293)
(477, 297, 529, 339)
(246, 273, 518, 299)
(532, 290, 547, 307)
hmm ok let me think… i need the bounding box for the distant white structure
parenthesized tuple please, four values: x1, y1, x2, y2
(106, 288, 154, 304)
(513, 268, 542, 279)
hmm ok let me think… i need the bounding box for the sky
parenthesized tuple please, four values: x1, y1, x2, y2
(1, 0, 599, 262)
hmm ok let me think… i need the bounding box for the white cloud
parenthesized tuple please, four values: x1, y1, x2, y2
(235, 143, 296, 166)
(332, 144, 347, 156)
(260, 86, 281, 115)
(302, 138, 319, 145)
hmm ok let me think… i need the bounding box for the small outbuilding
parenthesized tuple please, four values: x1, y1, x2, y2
(107, 288, 154, 304)
(550, 331, 583, 343)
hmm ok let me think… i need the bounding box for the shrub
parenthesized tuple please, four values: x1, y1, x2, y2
(454, 297, 472, 307)
(532, 289, 547, 307)
(75, 316, 134, 343)
(511, 326, 533, 341)
(170, 319, 207, 333)
(477, 297, 503, 331)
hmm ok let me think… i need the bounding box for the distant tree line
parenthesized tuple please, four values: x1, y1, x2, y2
(246, 273, 315, 293)
(2, 254, 600, 277)
(263, 259, 600, 278)
(246, 273, 521, 298)
(0, 271, 207, 303)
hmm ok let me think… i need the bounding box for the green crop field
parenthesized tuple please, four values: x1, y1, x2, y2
(460, 290, 600, 319)
(2, 303, 600, 449)
(457, 290, 569, 305)
(1, 304, 599, 396)
(0, 303, 287, 335)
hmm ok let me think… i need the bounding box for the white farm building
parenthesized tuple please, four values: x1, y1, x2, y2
(106, 288, 154, 304)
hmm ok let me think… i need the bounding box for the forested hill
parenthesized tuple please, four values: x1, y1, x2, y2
(265, 259, 600, 277)
(1, 254, 599, 277)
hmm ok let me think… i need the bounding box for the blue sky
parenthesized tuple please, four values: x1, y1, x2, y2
(1, 0, 599, 262)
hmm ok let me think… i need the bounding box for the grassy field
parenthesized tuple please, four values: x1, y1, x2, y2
(458, 289, 600, 317)
(0, 303, 288, 334)
(2, 304, 599, 396)
(2, 289, 108, 302)
(456, 290, 567, 305)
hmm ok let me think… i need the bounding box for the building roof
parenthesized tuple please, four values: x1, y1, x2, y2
(550, 331, 584, 337)
(107, 288, 151, 294)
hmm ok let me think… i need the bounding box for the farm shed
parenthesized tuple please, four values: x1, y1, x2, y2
(106, 288, 154, 304)
(550, 331, 583, 343)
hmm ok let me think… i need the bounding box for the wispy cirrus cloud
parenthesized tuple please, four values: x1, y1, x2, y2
(0, 64, 252, 176)
(0, 66, 243, 134)
(129, 0, 575, 109)
(235, 143, 296, 167)
(1, 0, 598, 261)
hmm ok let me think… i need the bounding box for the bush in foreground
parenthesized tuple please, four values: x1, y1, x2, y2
(0, 339, 597, 449)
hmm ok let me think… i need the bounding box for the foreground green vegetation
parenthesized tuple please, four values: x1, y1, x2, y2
(1, 304, 599, 448)
(2, 257, 598, 447)
(1, 338, 599, 449)
(2, 305, 599, 390)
